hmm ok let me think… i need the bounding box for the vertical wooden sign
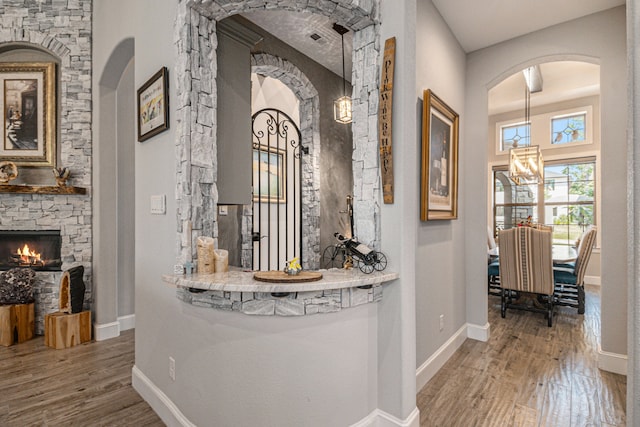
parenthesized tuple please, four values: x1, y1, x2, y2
(379, 37, 396, 204)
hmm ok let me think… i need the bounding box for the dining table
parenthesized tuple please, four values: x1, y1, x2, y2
(487, 244, 577, 263)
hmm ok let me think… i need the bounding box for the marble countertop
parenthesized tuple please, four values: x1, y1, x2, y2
(162, 268, 399, 293)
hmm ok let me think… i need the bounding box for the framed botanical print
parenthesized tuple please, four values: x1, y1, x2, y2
(421, 89, 459, 221)
(0, 62, 56, 167)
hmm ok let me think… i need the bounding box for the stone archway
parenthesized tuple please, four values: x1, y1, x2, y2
(174, 0, 382, 263)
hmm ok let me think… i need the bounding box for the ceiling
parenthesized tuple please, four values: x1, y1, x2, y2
(242, 10, 353, 80)
(242, 2, 620, 112)
(488, 61, 601, 116)
(432, 0, 625, 53)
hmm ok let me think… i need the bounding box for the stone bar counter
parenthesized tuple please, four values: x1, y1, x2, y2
(162, 269, 398, 316)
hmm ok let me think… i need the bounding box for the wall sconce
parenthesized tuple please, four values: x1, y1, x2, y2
(509, 145, 544, 185)
(333, 23, 351, 124)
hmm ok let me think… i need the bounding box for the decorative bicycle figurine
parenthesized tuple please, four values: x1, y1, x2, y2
(321, 232, 387, 274)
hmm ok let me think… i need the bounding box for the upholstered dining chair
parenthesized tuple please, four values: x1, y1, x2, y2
(487, 226, 501, 295)
(498, 227, 555, 327)
(553, 225, 597, 314)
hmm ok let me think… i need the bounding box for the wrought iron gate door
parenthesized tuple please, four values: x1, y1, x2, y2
(251, 108, 303, 271)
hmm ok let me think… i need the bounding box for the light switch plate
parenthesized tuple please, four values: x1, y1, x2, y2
(219, 205, 228, 216)
(150, 194, 166, 215)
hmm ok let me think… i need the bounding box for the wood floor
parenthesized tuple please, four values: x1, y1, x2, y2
(0, 329, 163, 427)
(418, 285, 627, 426)
(0, 285, 626, 426)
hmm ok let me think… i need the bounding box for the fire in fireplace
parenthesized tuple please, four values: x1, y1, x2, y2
(0, 231, 62, 271)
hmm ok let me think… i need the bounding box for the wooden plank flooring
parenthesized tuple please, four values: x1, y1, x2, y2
(418, 285, 627, 426)
(0, 329, 163, 426)
(0, 285, 626, 426)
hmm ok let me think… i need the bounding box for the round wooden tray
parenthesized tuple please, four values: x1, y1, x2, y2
(253, 271, 323, 283)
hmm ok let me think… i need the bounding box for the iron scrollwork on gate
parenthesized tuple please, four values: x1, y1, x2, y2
(251, 108, 304, 271)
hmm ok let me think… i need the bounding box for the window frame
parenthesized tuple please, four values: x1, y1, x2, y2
(491, 156, 597, 247)
(495, 105, 593, 155)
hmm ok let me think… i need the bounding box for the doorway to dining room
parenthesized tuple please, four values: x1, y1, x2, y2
(487, 60, 601, 284)
(486, 60, 603, 349)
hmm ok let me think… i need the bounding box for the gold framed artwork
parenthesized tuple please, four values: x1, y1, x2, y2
(0, 62, 56, 168)
(252, 145, 286, 203)
(137, 67, 169, 142)
(421, 89, 459, 221)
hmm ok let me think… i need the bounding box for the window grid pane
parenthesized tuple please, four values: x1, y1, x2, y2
(551, 113, 586, 145)
(492, 160, 595, 247)
(501, 123, 530, 151)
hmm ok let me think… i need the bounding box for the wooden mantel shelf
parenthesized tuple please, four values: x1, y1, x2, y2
(0, 184, 87, 195)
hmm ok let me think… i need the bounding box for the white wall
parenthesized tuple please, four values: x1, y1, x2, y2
(116, 58, 136, 318)
(414, 0, 468, 376)
(465, 7, 627, 356)
(94, 1, 413, 426)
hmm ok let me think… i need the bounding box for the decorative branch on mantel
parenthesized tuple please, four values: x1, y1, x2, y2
(0, 185, 87, 195)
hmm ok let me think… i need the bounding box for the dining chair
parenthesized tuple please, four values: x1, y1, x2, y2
(487, 226, 501, 295)
(553, 225, 597, 314)
(498, 226, 555, 327)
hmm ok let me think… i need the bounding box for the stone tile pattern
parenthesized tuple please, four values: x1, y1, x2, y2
(175, 0, 382, 266)
(176, 283, 382, 316)
(0, 0, 93, 332)
(248, 53, 321, 269)
(174, 2, 218, 264)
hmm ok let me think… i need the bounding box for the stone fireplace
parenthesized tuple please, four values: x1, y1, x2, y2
(0, 230, 62, 272)
(0, 1, 93, 336)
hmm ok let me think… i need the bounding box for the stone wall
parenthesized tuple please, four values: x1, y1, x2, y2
(176, 283, 382, 316)
(175, 0, 382, 270)
(0, 0, 93, 332)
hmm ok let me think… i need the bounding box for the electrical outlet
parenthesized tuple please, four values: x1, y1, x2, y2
(439, 314, 444, 331)
(169, 356, 176, 381)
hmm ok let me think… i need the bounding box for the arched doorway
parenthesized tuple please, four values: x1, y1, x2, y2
(94, 38, 136, 339)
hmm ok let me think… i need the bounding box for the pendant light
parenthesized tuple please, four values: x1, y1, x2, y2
(510, 67, 544, 185)
(333, 23, 352, 124)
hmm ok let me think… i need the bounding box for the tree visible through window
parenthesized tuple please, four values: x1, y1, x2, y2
(493, 158, 595, 246)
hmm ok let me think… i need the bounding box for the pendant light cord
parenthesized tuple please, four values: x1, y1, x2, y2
(341, 32, 346, 95)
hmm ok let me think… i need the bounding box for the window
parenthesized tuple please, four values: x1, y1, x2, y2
(551, 112, 586, 145)
(492, 158, 596, 246)
(500, 122, 530, 151)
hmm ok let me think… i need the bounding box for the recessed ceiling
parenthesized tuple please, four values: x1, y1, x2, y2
(242, 10, 352, 80)
(432, 0, 625, 53)
(488, 61, 600, 116)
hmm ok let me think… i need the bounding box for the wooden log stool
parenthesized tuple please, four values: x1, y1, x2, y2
(45, 266, 91, 349)
(0, 268, 36, 346)
(0, 303, 34, 346)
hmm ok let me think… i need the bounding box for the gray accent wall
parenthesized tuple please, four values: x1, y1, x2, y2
(237, 16, 354, 254)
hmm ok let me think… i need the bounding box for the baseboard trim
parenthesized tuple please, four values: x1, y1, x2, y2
(118, 314, 135, 331)
(416, 324, 468, 392)
(132, 365, 196, 427)
(93, 320, 120, 341)
(467, 322, 491, 342)
(585, 275, 601, 286)
(351, 407, 420, 427)
(598, 348, 627, 375)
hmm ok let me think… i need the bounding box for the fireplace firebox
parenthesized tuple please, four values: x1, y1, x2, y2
(0, 230, 62, 271)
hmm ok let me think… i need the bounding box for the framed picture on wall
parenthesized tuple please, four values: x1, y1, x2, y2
(252, 145, 286, 203)
(0, 62, 56, 168)
(420, 89, 459, 221)
(137, 67, 169, 142)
